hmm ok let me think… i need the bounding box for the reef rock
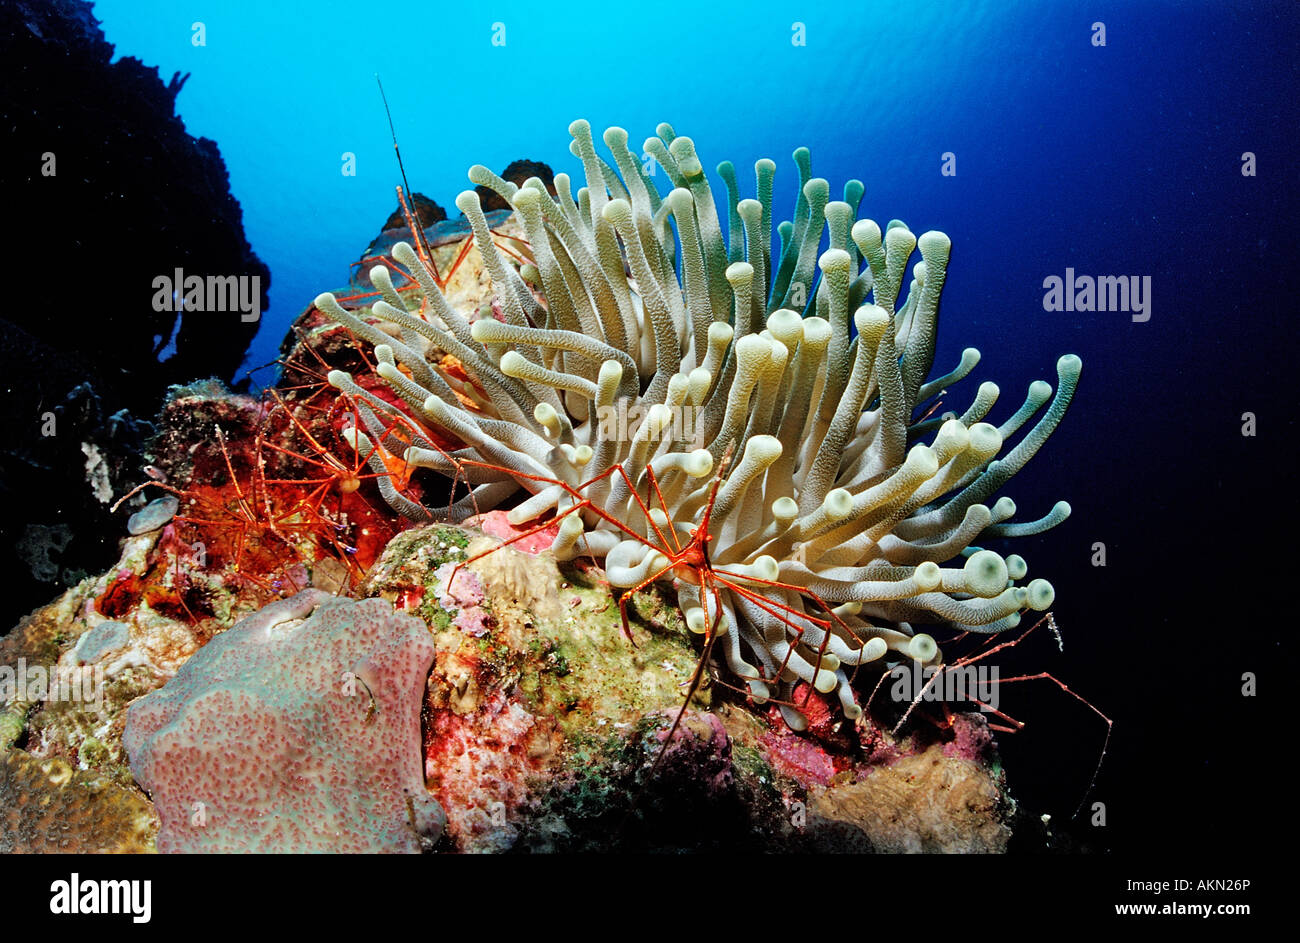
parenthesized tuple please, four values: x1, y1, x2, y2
(361, 521, 1016, 852)
(0, 749, 157, 853)
(1, 0, 269, 630)
(804, 743, 1012, 852)
(122, 591, 444, 853)
(474, 158, 556, 211)
(1, 0, 268, 403)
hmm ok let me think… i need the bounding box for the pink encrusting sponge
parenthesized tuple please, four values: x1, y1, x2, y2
(123, 590, 444, 853)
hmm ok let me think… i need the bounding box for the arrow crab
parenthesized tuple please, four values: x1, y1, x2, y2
(314, 119, 1089, 744)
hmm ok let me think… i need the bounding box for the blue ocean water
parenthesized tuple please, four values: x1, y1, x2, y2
(91, 0, 1296, 849)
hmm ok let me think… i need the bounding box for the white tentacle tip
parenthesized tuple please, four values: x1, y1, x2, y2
(907, 633, 939, 663)
(861, 637, 888, 663)
(685, 607, 709, 634)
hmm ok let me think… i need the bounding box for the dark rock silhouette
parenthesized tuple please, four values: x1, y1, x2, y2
(0, 0, 269, 628)
(475, 158, 557, 211)
(379, 192, 448, 232)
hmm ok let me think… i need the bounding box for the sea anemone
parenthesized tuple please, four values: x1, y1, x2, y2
(314, 119, 1079, 728)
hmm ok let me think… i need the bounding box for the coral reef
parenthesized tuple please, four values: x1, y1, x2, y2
(2, 0, 268, 628)
(804, 742, 1011, 852)
(1, 384, 1018, 854)
(315, 120, 1079, 727)
(13, 532, 208, 780)
(0, 749, 158, 853)
(122, 591, 443, 853)
(0, 119, 1078, 853)
(108, 380, 424, 621)
(2, 380, 155, 630)
(0, 532, 196, 850)
(361, 520, 1014, 852)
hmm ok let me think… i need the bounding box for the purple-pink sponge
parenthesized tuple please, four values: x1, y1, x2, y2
(123, 590, 444, 853)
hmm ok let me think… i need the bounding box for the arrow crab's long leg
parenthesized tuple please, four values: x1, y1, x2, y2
(646, 576, 729, 777)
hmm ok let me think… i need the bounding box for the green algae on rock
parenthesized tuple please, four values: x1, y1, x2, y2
(362, 519, 1015, 852)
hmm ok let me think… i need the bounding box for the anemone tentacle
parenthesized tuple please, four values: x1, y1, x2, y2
(316, 120, 1080, 728)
